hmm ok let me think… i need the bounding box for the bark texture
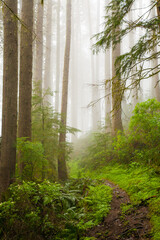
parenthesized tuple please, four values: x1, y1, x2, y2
(58, 0, 72, 181)
(157, 1, 160, 20)
(18, 0, 33, 140)
(151, 5, 160, 101)
(0, 0, 18, 194)
(105, 49, 112, 132)
(112, 40, 123, 135)
(152, 46, 160, 101)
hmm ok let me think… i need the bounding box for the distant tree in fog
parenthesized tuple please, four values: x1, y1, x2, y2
(44, 0, 53, 101)
(58, 0, 72, 181)
(93, 0, 160, 103)
(34, 0, 44, 93)
(55, 0, 61, 112)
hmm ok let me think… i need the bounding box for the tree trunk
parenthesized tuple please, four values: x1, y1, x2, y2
(112, 39, 123, 135)
(87, 0, 100, 131)
(152, 46, 160, 101)
(55, 0, 61, 112)
(95, 0, 101, 128)
(71, 0, 78, 142)
(58, 0, 72, 181)
(128, 10, 138, 106)
(0, 0, 18, 194)
(43, 0, 53, 102)
(151, 5, 160, 101)
(18, 0, 33, 152)
(157, 1, 160, 20)
(34, 0, 44, 92)
(105, 49, 112, 132)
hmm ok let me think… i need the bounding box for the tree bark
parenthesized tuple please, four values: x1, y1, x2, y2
(128, 10, 138, 106)
(152, 46, 160, 101)
(18, 1, 33, 140)
(157, 0, 160, 20)
(0, 0, 18, 194)
(43, 0, 53, 102)
(55, 0, 61, 112)
(58, 0, 72, 181)
(34, 0, 44, 92)
(71, 0, 79, 142)
(105, 49, 112, 132)
(112, 39, 123, 135)
(151, 4, 160, 101)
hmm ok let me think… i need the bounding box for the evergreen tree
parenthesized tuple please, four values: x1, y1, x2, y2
(0, 0, 18, 194)
(18, 0, 33, 171)
(93, 0, 160, 91)
(58, 0, 72, 181)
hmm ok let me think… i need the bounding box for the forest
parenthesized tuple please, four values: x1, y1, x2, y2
(0, 0, 160, 239)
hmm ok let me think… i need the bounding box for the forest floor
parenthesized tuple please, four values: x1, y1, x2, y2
(85, 180, 152, 240)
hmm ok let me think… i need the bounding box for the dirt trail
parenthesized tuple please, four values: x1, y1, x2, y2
(85, 181, 152, 240)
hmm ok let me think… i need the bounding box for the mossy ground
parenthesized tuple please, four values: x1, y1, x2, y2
(69, 161, 160, 239)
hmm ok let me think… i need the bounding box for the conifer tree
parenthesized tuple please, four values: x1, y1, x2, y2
(0, 0, 18, 194)
(18, 0, 33, 172)
(58, 0, 72, 181)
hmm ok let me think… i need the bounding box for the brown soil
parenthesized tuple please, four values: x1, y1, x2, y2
(85, 181, 152, 240)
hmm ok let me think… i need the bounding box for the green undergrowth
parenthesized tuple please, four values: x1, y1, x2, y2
(0, 179, 112, 240)
(70, 161, 160, 240)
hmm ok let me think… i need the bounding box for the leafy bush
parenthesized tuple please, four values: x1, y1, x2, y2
(17, 83, 78, 182)
(113, 99, 160, 165)
(73, 132, 113, 171)
(0, 179, 112, 240)
(129, 99, 160, 165)
(17, 138, 47, 181)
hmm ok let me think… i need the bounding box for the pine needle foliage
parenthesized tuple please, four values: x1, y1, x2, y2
(93, 0, 160, 89)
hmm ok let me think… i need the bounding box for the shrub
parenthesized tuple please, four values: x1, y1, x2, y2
(17, 138, 47, 181)
(0, 179, 112, 240)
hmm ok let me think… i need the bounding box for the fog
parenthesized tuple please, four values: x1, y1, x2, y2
(0, 0, 157, 140)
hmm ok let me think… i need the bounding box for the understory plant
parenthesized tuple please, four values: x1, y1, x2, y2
(17, 83, 78, 182)
(0, 179, 112, 240)
(70, 99, 160, 240)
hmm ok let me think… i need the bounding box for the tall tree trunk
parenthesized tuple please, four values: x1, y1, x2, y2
(105, 49, 112, 132)
(71, 0, 79, 142)
(112, 38, 123, 135)
(152, 45, 160, 101)
(0, 0, 18, 194)
(18, 0, 33, 143)
(157, 1, 160, 20)
(87, 0, 100, 130)
(34, 0, 44, 92)
(55, 0, 61, 112)
(128, 9, 138, 106)
(151, 4, 160, 101)
(58, 0, 72, 181)
(94, 0, 101, 128)
(44, 0, 53, 101)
